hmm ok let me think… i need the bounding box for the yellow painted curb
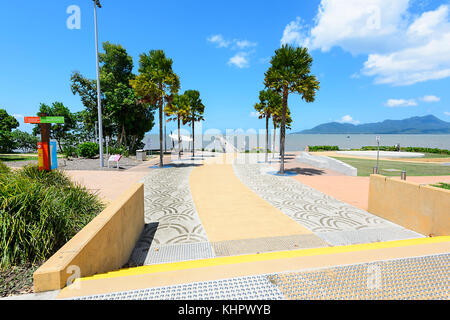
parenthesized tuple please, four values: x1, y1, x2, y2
(80, 236, 450, 282)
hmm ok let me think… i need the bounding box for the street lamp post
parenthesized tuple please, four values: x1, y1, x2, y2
(93, 0, 104, 168)
(376, 136, 380, 174)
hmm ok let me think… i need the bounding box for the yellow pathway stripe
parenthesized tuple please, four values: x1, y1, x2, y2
(188, 154, 312, 242)
(80, 236, 450, 282)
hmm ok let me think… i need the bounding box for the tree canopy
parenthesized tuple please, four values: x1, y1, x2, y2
(0, 109, 19, 153)
(32, 102, 77, 151)
(71, 42, 156, 153)
(264, 44, 319, 173)
(131, 49, 180, 166)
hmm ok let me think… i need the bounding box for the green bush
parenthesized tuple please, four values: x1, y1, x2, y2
(0, 161, 10, 174)
(62, 144, 77, 159)
(0, 166, 104, 269)
(77, 142, 99, 158)
(402, 147, 450, 155)
(431, 182, 450, 190)
(361, 146, 450, 155)
(308, 145, 340, 151)
(107, 145, 129, 157)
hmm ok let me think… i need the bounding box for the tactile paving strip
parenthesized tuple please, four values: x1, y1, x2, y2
(269, 253, 449, 300)
(144, 242, 215, 265)
(212, 234, 329, 257)
(72, 254, 449, 300)
(72, 275, 286, 300)
(316, 227, 424, 246)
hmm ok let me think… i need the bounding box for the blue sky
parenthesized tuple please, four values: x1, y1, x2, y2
(1, 0, 450, 134)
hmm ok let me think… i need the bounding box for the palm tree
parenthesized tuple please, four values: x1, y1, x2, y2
(165, 93, 189, 159)
(264, 44, 320, 174)
(254, 89, 282, 162)
(130, 50, 180, 167)
(183, 90, 205, 157)
(271, 105, 292, 159)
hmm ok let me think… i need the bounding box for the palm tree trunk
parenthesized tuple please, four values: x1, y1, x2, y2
(159, 97, 163, 167)
(280, 88, 288, 174)
(272, 122, 276, 159)
(265, 115, 269, 163)
(192, 119, 195, 157)
(178, 117, 181, 160)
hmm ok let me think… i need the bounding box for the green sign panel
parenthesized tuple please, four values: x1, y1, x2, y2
(40, 116, 65, 124)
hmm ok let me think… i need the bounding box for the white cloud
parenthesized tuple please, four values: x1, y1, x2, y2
(384, 99, 418, 107)
(13, 114, 24, 120)
(305, 0, 409, 54)
(234, 40, 257, 49)
(362, 32, 450, 85)
(250, 111, 260, 118)
(207, 34, 230, 48)
(338, 115, 360, 125)
(420, 95, 440, 102)
(228, 52, 249, 68)
(284, 1, 450, 86)
(444, 111, 450, 116)
(208, 35, 257, 50)
(281, 17, 308, 47)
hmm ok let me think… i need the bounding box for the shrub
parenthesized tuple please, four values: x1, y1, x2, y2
(431, 182, 450, 190)
(361, 146, 398, 151)
(107, 145, 129, 157)
(0, 161, 10, 174)
(62, 144, 77, 159)
(77, 142, 99, 158)
(361, 146, 450, 155)
(0, 166, 105, 269)
(308, 145, 340, 151)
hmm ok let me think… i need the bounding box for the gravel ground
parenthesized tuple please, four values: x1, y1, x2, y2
(0, 263, 41, 297)
(5, 156, 144, 171)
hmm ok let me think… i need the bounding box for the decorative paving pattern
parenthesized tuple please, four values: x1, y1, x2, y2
(212, 234, 329, 257)
(144, 242, 215, 265)
(232, 162, 422, 244)
(72, 275, 286, 300)
(141, 163, 209, 247)
(269, 254, 449, 300)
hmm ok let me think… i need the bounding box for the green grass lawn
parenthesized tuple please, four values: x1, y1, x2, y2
(0, 155, 38, 162)
(0, 153, 65, 162)
(331, 157, 450, 177)
(419, 153, 450, 159)
(431, 182, 450, 190)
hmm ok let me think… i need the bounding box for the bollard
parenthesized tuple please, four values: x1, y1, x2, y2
(401, 171, 406, 180)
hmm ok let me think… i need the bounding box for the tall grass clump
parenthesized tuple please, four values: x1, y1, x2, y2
(0, 164, 105, 269)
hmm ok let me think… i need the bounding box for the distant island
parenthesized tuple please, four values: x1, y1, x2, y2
(295, 115, 450, 134)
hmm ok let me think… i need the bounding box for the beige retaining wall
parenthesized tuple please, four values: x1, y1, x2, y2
(33, 183, 145, 293)
(368, 174, 450, 236)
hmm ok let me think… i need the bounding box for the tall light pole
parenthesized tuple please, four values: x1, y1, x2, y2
(376, 136, 380, 174)
(93, 0, 104, 167)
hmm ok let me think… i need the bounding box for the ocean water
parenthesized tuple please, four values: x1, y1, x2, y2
(143, 134, 450, 151)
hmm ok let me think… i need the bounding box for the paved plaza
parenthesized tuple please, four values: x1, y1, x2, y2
(54, 152, 449, 300)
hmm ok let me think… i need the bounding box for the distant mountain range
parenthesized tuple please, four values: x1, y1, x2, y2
(295, 115, 450, 134)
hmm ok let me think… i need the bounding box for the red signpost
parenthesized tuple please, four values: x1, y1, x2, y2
(25, 114, 64, 171)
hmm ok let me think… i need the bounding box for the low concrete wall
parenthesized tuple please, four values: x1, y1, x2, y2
(368, 175, 450, 236)
(296, 152, 357, 176)
(33, 183, 145, 293)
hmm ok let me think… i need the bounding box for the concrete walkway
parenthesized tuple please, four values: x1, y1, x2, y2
(65, 155, 171, 203)
(189, 155, 312, 242)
